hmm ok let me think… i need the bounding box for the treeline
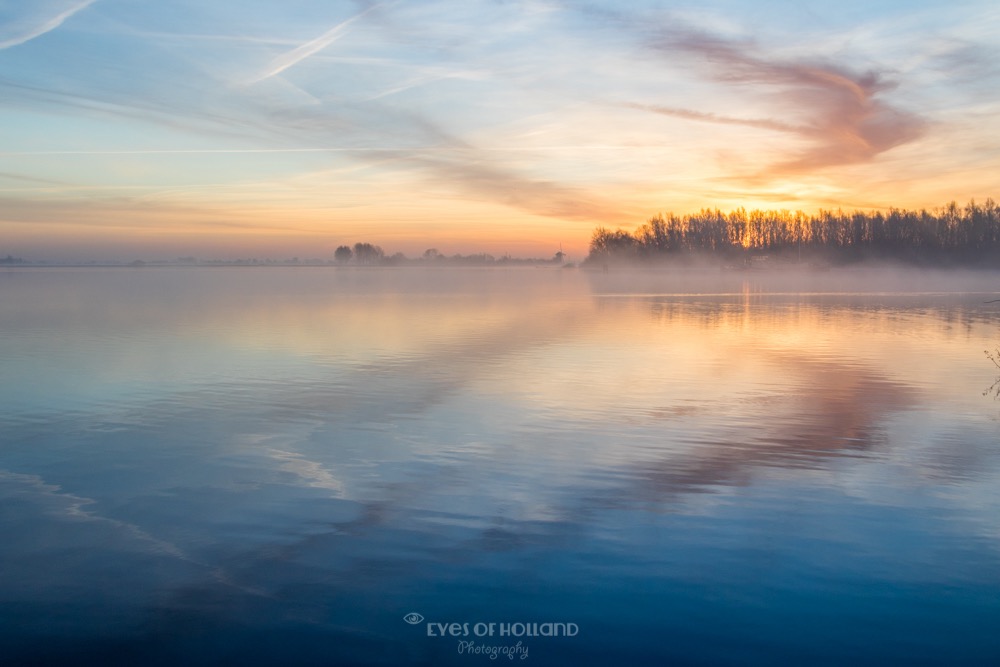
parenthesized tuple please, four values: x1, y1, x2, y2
(586, 199, 1000, 266)
(334, 243, 567, 267)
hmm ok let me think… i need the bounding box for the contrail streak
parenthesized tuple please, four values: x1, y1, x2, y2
(0, 148, 397, 156)
(0, 0, 98, 50)
(252, 5, 378, 83)
(0, 145, 642, 156)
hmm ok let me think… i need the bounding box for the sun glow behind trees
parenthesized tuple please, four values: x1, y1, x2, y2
(587, 200, 1000, 266)
(2, 2, 1000, 262)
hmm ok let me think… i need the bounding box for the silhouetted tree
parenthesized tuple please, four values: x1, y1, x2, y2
(334, 245, 353, 263)
(353, 242, 384, 264)
(585, 199, 1000, 267)
(588, 227, 640, 262)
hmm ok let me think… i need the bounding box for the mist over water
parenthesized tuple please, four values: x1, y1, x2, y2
(2, 266, 999, 666)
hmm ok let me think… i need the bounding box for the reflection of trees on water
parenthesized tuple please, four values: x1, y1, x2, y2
(986, 348, 1000, 399)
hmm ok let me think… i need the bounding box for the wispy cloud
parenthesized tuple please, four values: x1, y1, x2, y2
(0, 0, 97, 50)
(1, 0, 995, 258)
(625, 102, 802, 134)
(251, 5, 378, 83)
(407, 149, 625, 222)
(0, 170, 67, 185)
(644, 27, 927, 176)
(0, 148, 400, 156)
(363, 67, 488, 101)
(338, 107, 627, 223)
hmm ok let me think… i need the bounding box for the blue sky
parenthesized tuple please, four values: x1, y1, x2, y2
(1, 0, 998, 259)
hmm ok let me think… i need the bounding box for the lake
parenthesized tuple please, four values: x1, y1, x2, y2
(2, 266, 999, 666)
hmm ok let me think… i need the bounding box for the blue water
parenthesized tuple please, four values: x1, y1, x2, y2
(1, 266, 999, 666)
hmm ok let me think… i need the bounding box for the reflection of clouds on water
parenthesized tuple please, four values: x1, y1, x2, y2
(0, 470, 279, 605)
(0, 469, 187, 560)
(759, 353, 916, 453)
(3, 269, 1000, 664)
(269, 448, 346, 496)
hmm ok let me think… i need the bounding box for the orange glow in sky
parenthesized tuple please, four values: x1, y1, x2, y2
(1, 1, 999, 261)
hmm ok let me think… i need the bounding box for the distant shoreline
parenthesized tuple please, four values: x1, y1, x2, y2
(4, 262, 1000, 273)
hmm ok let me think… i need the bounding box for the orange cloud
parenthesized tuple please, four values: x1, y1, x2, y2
(645, 28, 927, 177)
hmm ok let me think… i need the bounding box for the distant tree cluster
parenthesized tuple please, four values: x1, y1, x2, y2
(0, 254, 24, 264)
(334, 243, 567, 267)
(335, 242, 386, 264)
(586, 199, 1000, 267)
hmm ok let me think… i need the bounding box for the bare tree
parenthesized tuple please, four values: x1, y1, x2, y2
(986, 348, 1000, 399)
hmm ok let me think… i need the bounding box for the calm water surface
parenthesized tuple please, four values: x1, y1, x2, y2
(2, 266, 999, 666)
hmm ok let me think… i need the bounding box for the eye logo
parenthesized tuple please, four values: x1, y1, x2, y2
(403, 612, 424, 625)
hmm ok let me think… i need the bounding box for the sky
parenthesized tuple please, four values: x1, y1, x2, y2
(1, 0, 999, 261)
